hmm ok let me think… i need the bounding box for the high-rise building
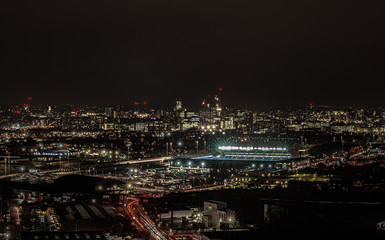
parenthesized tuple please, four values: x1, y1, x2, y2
(175, 99, 182, 111)
(105, 107, 114, 118)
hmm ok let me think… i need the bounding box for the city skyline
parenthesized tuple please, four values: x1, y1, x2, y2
(1, 99, 385, 239)
(2, 1, 385, 239)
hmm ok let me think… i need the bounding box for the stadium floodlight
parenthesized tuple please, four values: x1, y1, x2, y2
(219, 145, 288, 152)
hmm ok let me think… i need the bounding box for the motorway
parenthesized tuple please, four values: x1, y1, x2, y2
(0, 156, 171, 180)
(125, 198, 168, 240)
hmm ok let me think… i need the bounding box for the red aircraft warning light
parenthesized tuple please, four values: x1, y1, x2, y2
(219, 88, 223, 92)
(15, 109, 21, 115)
(143, 100, 148, 105)
(27, 97, 32, 101)
(134, 101, 139, 105)
(309, 102, 314, 107)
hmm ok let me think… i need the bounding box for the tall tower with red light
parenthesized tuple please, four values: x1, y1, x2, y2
(216, 87, 223, 115)
(133, 100, 148, 116)
(23, 96, 33, 112)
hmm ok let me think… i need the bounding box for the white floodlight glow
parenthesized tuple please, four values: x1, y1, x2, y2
(219, 146, 288, 152)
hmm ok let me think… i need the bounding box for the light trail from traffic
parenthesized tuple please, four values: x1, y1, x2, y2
(125, 199, 168, 240)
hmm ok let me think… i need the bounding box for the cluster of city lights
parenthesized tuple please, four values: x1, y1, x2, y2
(218, 146, 287, 151)
(201, 125, 217, 129)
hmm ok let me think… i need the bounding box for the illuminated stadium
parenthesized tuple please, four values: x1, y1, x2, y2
(170, 138, 300, 170)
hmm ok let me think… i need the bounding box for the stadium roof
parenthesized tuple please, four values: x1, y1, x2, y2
(191, 154, 291, 162)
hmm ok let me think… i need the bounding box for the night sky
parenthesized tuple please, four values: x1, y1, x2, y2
(1, 0, 385, 109)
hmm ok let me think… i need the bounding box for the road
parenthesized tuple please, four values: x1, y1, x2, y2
(1, 156, 171, 179)
(125, 199, 168, 240)
(114, 156, 172, 165)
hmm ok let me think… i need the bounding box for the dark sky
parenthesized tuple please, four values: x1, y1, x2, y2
(1, 0, 385, 109)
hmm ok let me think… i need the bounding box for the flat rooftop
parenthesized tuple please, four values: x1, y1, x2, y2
(20, 231, 106, 240)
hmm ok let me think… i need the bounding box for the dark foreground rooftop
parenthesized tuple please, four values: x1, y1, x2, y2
(20, 231, 106, 240)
